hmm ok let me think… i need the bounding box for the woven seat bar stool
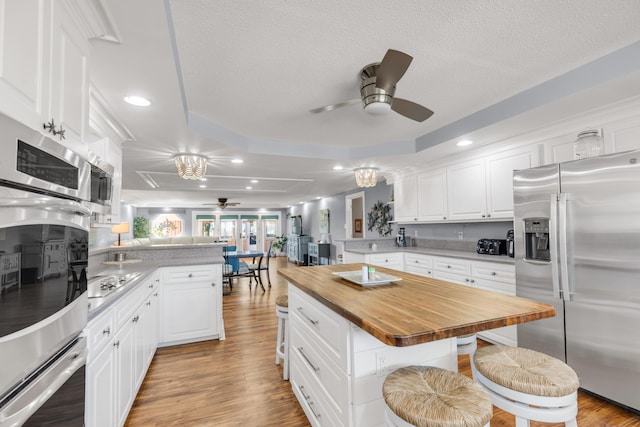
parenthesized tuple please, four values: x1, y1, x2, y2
(456, 333, 477, 356)
(471, 345, 579, 427)
(383, 366, 492, 427)
(275, 294, 289, 380)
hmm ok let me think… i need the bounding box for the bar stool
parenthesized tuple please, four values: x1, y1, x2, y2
(456, 333, 477, 356)
(471, 345, 579, 427)
(383, 366, 492, 427)
(275, 294, 289, 380)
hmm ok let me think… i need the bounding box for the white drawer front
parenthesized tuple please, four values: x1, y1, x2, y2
(471, 261, 515, 284)
(86, 307, 114, 358)
(115, 282, 147, 328)
(367, 253, 403, 268)
(432, 270, 470, 286)
(162, 266, 215, 284)
(291, 328, 349, 417)
(291, 351, 347, 427)
(289, 285, 351, 373)
(404, 253, 433, 268)
(432, 256, 471, 275)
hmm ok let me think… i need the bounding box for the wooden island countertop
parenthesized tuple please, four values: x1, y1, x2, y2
(279, 263, 555, 347)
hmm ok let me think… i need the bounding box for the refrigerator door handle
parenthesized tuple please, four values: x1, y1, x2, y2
(549, 194, 562, 299)
(558, 192, 572, 301)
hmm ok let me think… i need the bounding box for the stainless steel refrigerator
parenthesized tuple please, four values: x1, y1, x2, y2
(514, 149, 640, 412)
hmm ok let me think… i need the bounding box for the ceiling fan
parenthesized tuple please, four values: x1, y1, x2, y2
(203, 198, 241, 209)
(309, 49, 434, 122)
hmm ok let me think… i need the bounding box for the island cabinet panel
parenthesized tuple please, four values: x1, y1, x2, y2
(289, 283, 458, 427)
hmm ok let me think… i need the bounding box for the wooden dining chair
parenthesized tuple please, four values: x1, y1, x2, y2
(248, 241, 272, 288)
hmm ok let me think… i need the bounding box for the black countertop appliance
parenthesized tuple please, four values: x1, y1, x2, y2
(506, 229, 515, 257)
(476, 238, 507, 255)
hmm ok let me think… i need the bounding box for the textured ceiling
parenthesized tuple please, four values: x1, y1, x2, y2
(89, 0, 640, 208)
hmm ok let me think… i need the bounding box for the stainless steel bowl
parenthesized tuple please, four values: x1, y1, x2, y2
(114, 252, 126, 262)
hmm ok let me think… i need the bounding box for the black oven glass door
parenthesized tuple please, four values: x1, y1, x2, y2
(0, 185, 90, 402)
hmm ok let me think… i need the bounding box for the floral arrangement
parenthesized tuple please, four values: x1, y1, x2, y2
(367, 201, 393, 237)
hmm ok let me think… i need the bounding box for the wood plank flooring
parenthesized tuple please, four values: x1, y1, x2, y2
(125, 257, 640, 426)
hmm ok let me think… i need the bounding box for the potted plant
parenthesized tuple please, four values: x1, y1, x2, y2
(271, 234, 288, 257)
(133, 216, 150, 238)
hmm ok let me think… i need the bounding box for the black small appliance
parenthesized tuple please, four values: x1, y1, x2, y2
(476, 238, 507, 255)
(506, 229, 515, 257)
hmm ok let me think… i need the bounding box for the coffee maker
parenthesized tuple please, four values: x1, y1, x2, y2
(396, 227, 406, 247)
(506, 229, 515, 257)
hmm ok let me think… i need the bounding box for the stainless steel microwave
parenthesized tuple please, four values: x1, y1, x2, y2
(0, 114, 90, 202)
(88, 152, 114, 207)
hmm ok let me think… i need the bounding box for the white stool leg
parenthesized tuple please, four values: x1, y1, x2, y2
(275, 313, 283, 365)
(282, 312, 289, 380)
(515, 417, 531, 427)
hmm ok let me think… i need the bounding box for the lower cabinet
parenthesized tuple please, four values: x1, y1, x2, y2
(160, 264, 223, 346)
(289, 284, 457, 427)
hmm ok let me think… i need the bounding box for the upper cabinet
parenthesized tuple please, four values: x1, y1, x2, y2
(0, 0, 121, 157)
(395, 146, 539, 223)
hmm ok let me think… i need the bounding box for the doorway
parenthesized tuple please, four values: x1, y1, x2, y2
(345, 191, 365, 239)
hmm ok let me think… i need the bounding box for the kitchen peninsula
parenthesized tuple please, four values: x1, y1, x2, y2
(278, 263, 555, 427)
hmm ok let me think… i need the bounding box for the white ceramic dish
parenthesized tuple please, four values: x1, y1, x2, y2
(333, 270, 402, 287)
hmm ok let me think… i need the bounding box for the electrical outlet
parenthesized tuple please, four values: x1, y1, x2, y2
(458, 231, 464, 240)
(376, 351, 387, 375)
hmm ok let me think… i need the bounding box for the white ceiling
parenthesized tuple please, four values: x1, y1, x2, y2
(89, 0, 640, 209)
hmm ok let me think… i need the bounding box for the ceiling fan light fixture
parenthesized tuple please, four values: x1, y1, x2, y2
(364, 101, 392, 115)
(353, 167, 380, 188)
(174, 153, 207, 180)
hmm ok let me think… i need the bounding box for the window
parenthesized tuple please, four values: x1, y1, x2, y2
(150, 214, 184, 238)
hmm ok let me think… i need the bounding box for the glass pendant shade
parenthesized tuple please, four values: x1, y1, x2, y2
(174, 154, 207, 180)
(353, 167, 379, 187)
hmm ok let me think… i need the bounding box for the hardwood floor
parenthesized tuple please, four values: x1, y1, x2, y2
(126, 257, 640, 426)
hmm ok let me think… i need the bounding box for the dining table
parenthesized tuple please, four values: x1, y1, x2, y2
(223, 250, 265, 291)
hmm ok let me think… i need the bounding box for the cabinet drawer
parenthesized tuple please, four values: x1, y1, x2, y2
(115, 282, 147, 328)
(86, 307, 115, 359)
(367, 253, 403, 267)
(471, 261, 515, 284)
(162, 265, 215, 284)
(404, 253, 433, 268)
(308, 243, 319, 257)
(432, 270, 470, 286)
(289, 285, 351, 373)
(291, 326, 349, 414)
(291, 351, 347, 427)
(432, 256, 471, 276)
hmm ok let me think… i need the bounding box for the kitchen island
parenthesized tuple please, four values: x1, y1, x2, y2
(278, 263, 555, 427)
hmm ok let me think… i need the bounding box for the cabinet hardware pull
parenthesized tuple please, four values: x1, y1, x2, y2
(211, 283, 216, 287)
(114, 341, 120, 348)
(103, 327, 110, 335)
(443, 216, 446, 220)
(298, 347, 320, 372)
(308, 401, 321, 419)
(470, 279, 475, 284)
(491, 272, 497, 276)
(482, 214, 486, 218)
(297, 307, 318, 325)
(154, 293, 158, 296)
(447, 265, 451, 269)
(133, 315, 139, 323)
(415, 260, 419, 263)
(465, 278, 470, 282)
(146, 301, 151, 306)
(298, 385, 310, 400)
(149, 284, 153, 288)
(188, 273, 193, 278)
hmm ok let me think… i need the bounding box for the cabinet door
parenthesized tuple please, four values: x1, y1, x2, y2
(447, 159, 486, 220)
(394, 174, 418, 222)
(485, 148, 538, 219)
(417, 169, 448, 221)
(161, 280, 217, 344)
(86, 345, 116, 427)
(115, 320, 136, 427)
(542, 133, 575, 165)
(603, 115, 640, 154)
(48, 0, 91, 153)
(0, 0, 49, 128)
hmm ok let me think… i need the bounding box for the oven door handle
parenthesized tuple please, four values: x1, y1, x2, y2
(0, 336, 87, 426)
(0, 198, 91, 216)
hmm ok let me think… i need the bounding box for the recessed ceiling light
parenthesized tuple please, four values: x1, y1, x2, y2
(199, 185, 206, 188)
(250, 179, 258, 183)
(200, 178, 207, 182)
(246, 186, 252, 190)
(124, 95, 151, 107)
(231, 159, 244, 164)
(315, 196, 322, 200)
(457, 140, 473, 147)
(333, 165, 344, 170)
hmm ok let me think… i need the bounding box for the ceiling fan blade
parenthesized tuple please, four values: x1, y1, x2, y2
(376, 49, 413, 92)
(309, 98, 361, 114)
(391, 98, 434, 122)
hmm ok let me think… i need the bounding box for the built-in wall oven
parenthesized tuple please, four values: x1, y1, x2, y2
(0, 114, 90, 426)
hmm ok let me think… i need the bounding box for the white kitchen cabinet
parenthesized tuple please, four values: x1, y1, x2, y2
(431, 256, 472, 286)
(447, 159, 487, 221)
(602, 114, 640, 154)
(471, 261, 517, 346)
(0, 0, 93, 155)
(89, 137, 123, 221)
(85, 274, 159, 427)
(160, 265, 223, 346)
(0, 1, 49, 130)
(393, 174, 418, 222)
(366, 252, 403, 271)
(403, 253, 433, 277)
(417, 169, 448, 221)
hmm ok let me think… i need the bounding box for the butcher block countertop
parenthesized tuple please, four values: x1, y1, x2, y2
(278, 263, 555, 347)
